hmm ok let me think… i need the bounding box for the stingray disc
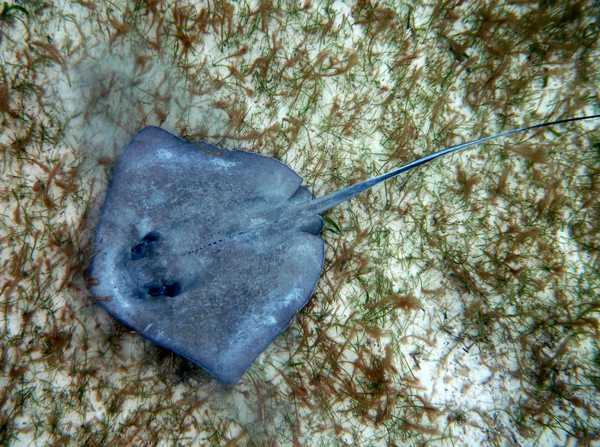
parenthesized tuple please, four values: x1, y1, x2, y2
(89, 127, 324, 383)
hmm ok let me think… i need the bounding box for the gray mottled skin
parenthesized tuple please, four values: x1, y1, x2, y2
(89, 115, 598, 384)
(90, 127, 324, 383)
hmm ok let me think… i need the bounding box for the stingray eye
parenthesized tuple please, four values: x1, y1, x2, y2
(142, 231, 160, 242)
(130, 243, 146, 260)
(146, 280, 181, 298)
(163, 281, 181, 297)
(147, 284, 164, 297)
(130, 231, 161, 260)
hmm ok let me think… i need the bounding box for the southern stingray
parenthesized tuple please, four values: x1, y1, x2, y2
(88, 114, 599, 384)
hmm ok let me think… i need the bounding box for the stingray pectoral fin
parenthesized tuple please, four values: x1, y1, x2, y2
(178, 230, 325, 383)
(92, 226, 324, 384)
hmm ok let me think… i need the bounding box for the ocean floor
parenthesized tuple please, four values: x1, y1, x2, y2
(1, 1, 599, 446)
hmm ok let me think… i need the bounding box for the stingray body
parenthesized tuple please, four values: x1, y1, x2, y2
(89, 115, 599, 384)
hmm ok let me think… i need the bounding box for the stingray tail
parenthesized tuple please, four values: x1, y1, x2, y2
(303, 114, 600, 215)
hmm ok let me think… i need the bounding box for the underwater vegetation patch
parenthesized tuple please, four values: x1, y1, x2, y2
(0, 0, 599, 446)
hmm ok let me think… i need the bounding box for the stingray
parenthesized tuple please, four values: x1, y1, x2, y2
(88, 114, 599, 384)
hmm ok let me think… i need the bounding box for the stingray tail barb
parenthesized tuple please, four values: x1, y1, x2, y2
(304, 114, 600, 215)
